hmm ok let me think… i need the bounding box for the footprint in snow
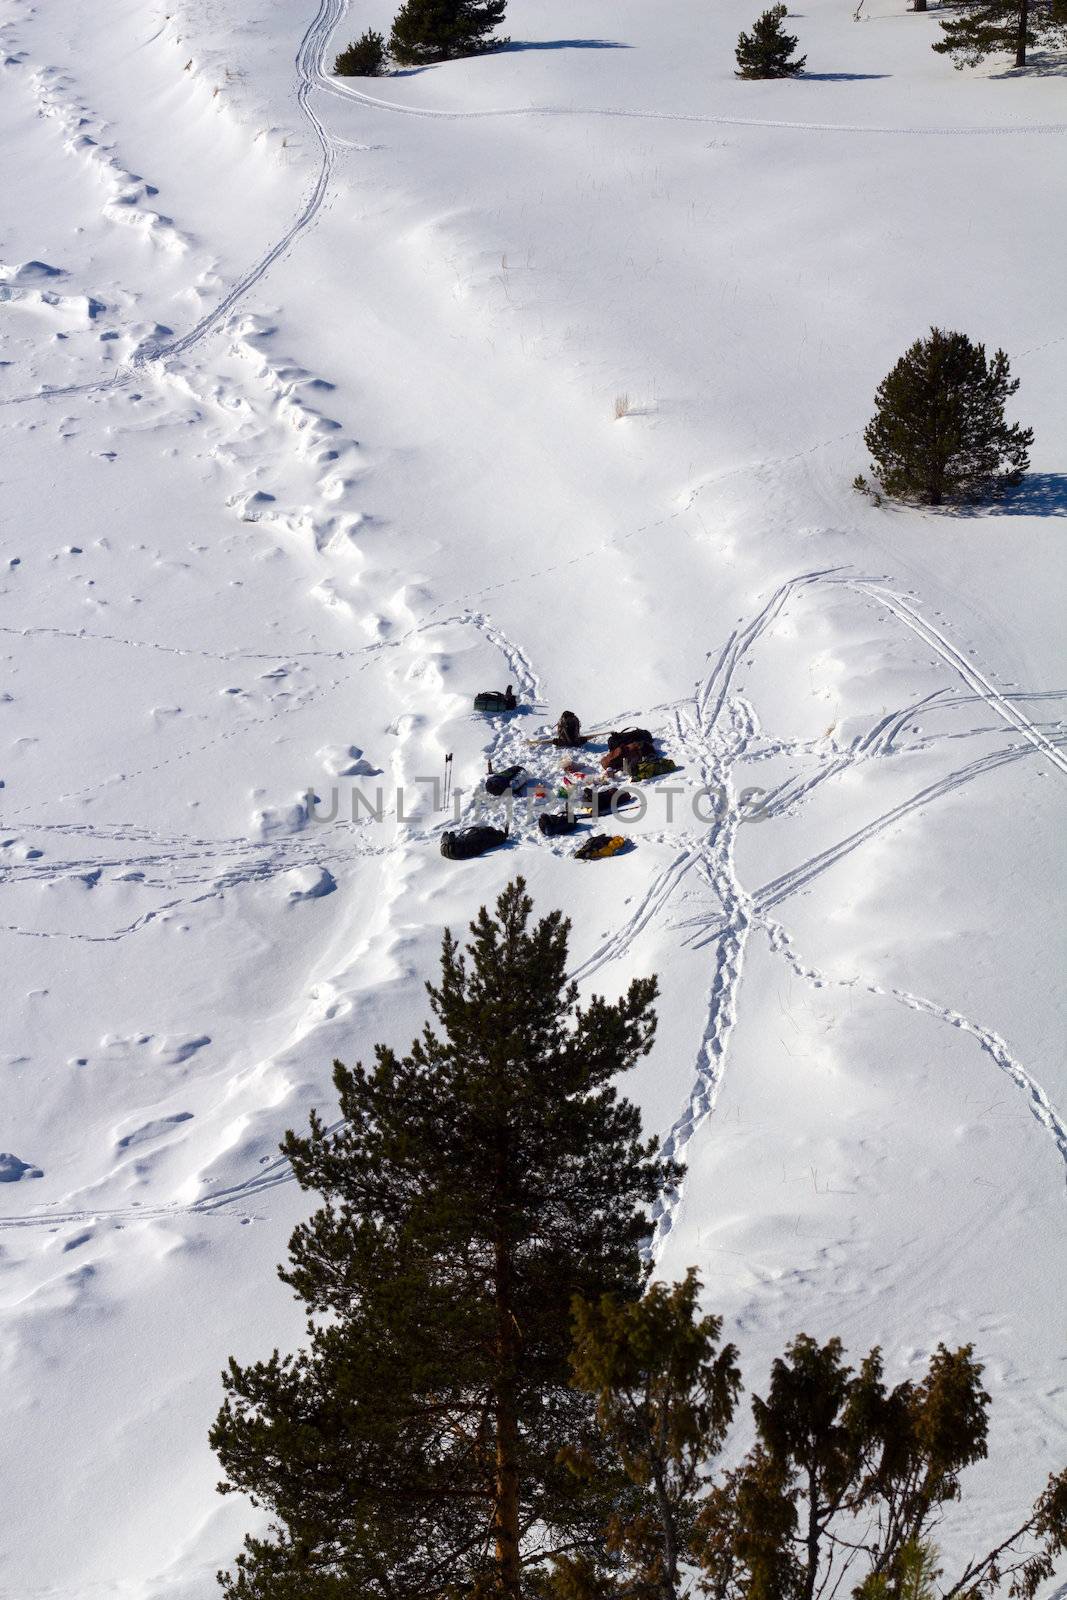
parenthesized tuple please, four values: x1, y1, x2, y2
(115, 1112, 193, 1150)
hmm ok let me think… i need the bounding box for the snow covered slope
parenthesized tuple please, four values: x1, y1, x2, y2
(1, 0, 1064, 1593)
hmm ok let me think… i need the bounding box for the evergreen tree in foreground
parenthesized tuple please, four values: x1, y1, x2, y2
(334, 30, 387, 76)
(698, 1333, 1067, 1597)
(863, 328, 1032, 506)
(211, 879, 674, 1600)
(548, 1271, 741, 1599)
(389, 0, 508, 66)
(735, 5, 807, 79)
(933, 0, 1067, 69)
(553, 1287, 1067, 1599)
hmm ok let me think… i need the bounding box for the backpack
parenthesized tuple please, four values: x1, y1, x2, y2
(485, 765, 527, 797)
(606, 727, 653, 749)
(582, 786, 637, 818)
(556, 710, 583, 747)
(538, 809, 576, 837)
(574, 833, 628, 862)
(628, 757, 679, 781)
(440, 825, 507, 860)
(601, 739, 655, 772)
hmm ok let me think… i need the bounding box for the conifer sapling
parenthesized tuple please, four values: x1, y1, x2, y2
(389, 0, 508, 66)
(335, 30, 387, 76)
(735, 5, 807, 78)
(863, 327, 1032, 505)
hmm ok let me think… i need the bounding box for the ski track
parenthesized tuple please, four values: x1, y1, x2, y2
(4, 555, 1064, 1231)
(0, 0, 346, 409)
(552, 570, 1067, 1252)
(3, 0, 1062, 417)
(849, 582, 1067, 780)
(1, 0, 1063, 1271)
(320, 57, 1067, 136)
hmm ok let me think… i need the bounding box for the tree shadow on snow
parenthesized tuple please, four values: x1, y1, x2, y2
(799, 71, 891, 80)
(992, 51, 1067, 77)
(390, 40, 630, 74)
(498, 39, 631, 53)
(979, 473, 1067, 517)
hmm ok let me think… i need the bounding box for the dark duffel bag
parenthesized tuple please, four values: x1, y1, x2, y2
(441, 825, 507, 860)
(538, 810, 576, 837)
(474, 688, 517, 713)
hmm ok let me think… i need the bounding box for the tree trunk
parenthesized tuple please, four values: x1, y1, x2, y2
(802, 1469, 821, 1600)
(1016, 0, 1028, 65)
(650, 1455, 680, 1598)
(492, 1141, 522, 1600)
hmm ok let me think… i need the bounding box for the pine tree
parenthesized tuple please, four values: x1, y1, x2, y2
(696, 1335, 1067, 1598)
(863, 328, 1033, 505)
(548, 1271, 741, 1600)
(334, 30, 387, 76)
(210, 879, 674, 1600)
(932, 0, 1067, 69)
(854, 1540, 941, 1600)
(389, 0, 508, 66)
(735, 5, 807, 79)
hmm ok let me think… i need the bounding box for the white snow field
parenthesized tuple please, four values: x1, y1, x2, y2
(1, 0, 1065, 1592)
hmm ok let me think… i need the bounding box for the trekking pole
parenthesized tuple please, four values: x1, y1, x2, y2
(443, 753, 453, 812)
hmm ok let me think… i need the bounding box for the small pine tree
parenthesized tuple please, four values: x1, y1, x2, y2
(863, 328, 1033, 505)
(389, 0, 508, 66)
(335, 30, 387, 76)
(735, 5, 807, 78)
(933, 0, 1067, 69)
(210, 879, 675, 1600)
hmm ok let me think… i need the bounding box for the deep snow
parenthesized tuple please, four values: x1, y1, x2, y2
(0, 0, 1065, 1593)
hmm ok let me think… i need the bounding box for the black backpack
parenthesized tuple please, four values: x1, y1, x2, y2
(485, 765, 527, 797)
(538, 810, 576, 837)
(606, 726, 653, 749)
(440, 825, 507, 860)
(556, 711, 583, 746)
(583, 786, 637, 818)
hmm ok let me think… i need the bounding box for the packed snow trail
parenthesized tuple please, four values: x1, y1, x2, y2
(0, 0, 345, 407)
(321, 62, 1067, 135)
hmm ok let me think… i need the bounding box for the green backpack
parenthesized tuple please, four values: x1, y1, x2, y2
(630, 757, 679, 782)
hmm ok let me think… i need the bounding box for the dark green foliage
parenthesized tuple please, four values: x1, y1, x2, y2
(696, 1334, 1067, 1599)
(210, 879, 673, 1600)
(933, 0, 1067, 68)
(735, 5, 807, 79)
(334, 30, 387, 76)
(863, 328, 1033, 505)
(547, 1271, 741, 1600)
(389, 0, 508, 65)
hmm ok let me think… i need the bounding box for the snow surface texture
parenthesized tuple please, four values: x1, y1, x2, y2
(1, 0, 1065, 1594)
